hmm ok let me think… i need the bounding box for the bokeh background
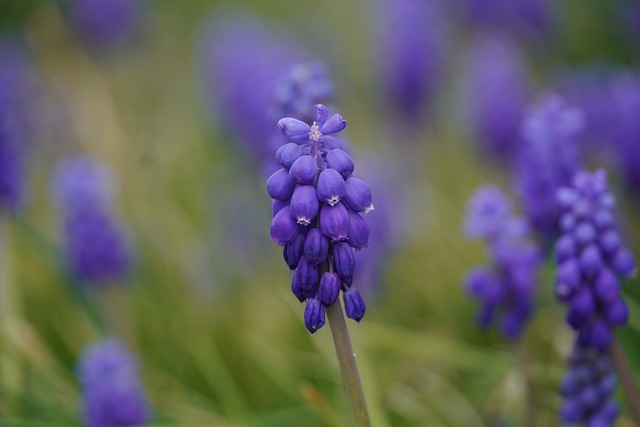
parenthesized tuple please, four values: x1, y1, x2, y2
(1, 0, 640, 425)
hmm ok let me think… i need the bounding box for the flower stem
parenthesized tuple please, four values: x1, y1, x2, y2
(325, 298, 371, 427)
(609, 337, 640, 424)
(513, 340, 535, 427)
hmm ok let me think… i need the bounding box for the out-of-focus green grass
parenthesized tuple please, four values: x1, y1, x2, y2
(1, 0, 640, 426)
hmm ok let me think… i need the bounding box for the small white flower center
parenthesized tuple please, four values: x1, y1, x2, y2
(309, 122, 323, 143)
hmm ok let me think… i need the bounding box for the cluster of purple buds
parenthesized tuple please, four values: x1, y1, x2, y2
(559, 343, 619, 426)
(554, 169, 635, 350)
(77, 339, 150, 427)
(463, 185, 540, 339)
(268, 104, 372, 333)
(53, 157, 132, 287)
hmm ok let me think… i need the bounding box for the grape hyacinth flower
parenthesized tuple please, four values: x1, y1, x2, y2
(374, 0, 446, 126)
(53, 157, 132, 287)
(466, 35, 530, 161)
(463, 185, 540, 339)
(516, 92, 584, 243)
(0, 38, 33, 213)
(554, 169, 635, 350)
(559, 342, 619, 426)
(268, 104, 372, 333)
(63, 0, 144, 48)
(198, 14, 310, 175)
(77, 339, 150, 427)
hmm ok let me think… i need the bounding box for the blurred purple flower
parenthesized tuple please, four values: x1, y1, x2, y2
(64, 0, 144, 47)
(516, 92, 584, 242)
(466, 35, 531, 161)
(461, 0, 552, 38)
(271, 61, 334, 125)
(198, 14, 315, 175)
(554, 169, 635, 350)
(463, 185, 541, 339)
(77, 339, 150, 427)
(375, 0, 446, 125)
(604, 72, 640, 191)
(0, 38, 33, 213)
(53, 157, 132, 286)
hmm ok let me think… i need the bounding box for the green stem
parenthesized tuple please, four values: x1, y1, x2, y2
(609, 337, 640, 424)
(514, 340, 535, 427)
(325, 298, 371, 427)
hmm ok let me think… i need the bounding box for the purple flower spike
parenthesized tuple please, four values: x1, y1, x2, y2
(517, 93, 583, 242)
(325, 149, 354, 177)
(463, 185, 541, 340)
(77, 339, 150, 427)
(289, 155, 317, 185)
(303, 228, 329, 266)
(304, 298, 325, 333)
(343, 287, 366, 321)
(344, 177, 374, 214)
(270, 207, 299, 246)
(267, 168, 297, 201)
(317, 168, 347, 206)
(290, 185, 319, 226)
(559, 343, 619, 426)
(466, 35, 530, 160)
(554, 169, 635, 350)
(332, 242, 355, 285)
(318, 272, 340, 306)
(319, 203, 350, 242)
(53, 158, 132, 286)
(267, 105, 371, 332)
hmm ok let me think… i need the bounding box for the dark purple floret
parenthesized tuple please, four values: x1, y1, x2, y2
(304, 228, 329, 266)
(0, 38, 33, 214)
(559, 342, 619, 426)
(463, 185, 541, 340)
(267, 104, 372, 332)
(343, 288, 366, 322)
(554, 169, 635, 350)
(516, 92, 584, 243)
(77, 339, 150, 427)
(304, 298, 326, 333)
(53, 158, 132, 287)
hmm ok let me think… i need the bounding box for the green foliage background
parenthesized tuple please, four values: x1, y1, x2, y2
(1, 0, 639, 426)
